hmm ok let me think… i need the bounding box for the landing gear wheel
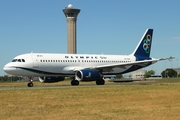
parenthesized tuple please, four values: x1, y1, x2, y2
(27, 76, 34, 87)
(96, 79, 105, 85)
(27, 82, 34, 87)
(71, 80, 79, 86)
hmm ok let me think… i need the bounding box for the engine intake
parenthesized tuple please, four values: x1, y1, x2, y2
(75, 69, 102, 81)
(39, 76, 65, 83)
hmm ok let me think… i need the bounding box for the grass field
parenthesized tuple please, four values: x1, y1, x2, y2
(1, 79, 180, 120)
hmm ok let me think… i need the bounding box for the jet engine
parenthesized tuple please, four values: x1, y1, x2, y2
(39, 76, 65, 83)
(75, 69, 103, 81)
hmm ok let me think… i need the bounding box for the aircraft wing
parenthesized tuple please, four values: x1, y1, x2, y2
(92, 56, 174, 71)
(91, 59, 159, 70)
(68, 59, 157, 72)
(66, 56, 174, 72)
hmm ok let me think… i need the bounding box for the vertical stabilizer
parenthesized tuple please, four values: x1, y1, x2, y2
(131, 29, 153, 60)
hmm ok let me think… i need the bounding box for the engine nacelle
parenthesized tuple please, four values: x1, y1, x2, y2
(39, 76, 65, 83)
(75, 69, 102, 81)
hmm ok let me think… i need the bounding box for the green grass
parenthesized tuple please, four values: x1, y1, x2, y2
(1, 79, 180, 120)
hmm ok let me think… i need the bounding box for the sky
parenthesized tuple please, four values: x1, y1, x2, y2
(0, 0, 180, 76)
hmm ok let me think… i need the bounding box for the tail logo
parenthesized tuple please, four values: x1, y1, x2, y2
(143, 34, 152, 54)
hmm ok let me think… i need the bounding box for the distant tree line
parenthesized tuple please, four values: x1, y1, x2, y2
(0, 76, 23, 82)
(144, 68, 179, 78)
(144, 70, 155, 78)
(161, 69, 179, 78)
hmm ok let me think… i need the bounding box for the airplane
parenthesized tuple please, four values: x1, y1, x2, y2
(3, 29, 173, 87)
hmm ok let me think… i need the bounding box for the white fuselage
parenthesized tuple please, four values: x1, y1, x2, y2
(4, 53, 137, 77)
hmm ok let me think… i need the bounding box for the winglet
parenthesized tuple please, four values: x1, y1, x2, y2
(159, 56, 175, 61)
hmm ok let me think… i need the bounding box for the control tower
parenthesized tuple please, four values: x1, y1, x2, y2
(63, 4, 80, 54)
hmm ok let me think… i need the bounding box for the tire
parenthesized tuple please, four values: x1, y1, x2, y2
(96, 79, 105, 85)
(27, 82, 33, 87)
(71, 80, 79, 86)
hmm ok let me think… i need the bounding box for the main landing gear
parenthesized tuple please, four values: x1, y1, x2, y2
(71, 79, 79, 86)
(27, 77, 34, 87)
(96, 79, 105, 85)
(70, 79, 105, 86)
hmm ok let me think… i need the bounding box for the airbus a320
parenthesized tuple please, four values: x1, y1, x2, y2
(3, 29, 173, 87)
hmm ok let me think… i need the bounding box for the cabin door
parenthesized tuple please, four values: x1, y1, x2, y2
(31, 55, 39, 68)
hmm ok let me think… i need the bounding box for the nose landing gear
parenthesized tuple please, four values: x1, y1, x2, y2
(27, 77, 34, 87)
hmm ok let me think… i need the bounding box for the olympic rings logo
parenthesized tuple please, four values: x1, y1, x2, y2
(143, 34, 151, 54)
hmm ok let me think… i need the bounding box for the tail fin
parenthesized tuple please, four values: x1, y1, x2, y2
(131, 29, 153, 60)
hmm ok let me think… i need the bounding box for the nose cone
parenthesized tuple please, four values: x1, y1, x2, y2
(3, 63, 17, 75)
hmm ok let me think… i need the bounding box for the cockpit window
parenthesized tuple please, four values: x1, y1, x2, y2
(12, 59, 17, 62)
(12, 59, 25, 62)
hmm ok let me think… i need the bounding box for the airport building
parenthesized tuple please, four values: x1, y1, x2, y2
(63, 4, 80, 54)
(173, 67, 180, 73)
(131, 70, 146, 80)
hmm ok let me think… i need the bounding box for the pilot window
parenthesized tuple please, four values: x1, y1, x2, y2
(12, 59, 17, 62)
(12, 59, 25, 62)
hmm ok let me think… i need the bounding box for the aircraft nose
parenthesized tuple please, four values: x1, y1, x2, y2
(3, 63, 16, 75)
(4, 64, 11, 73)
